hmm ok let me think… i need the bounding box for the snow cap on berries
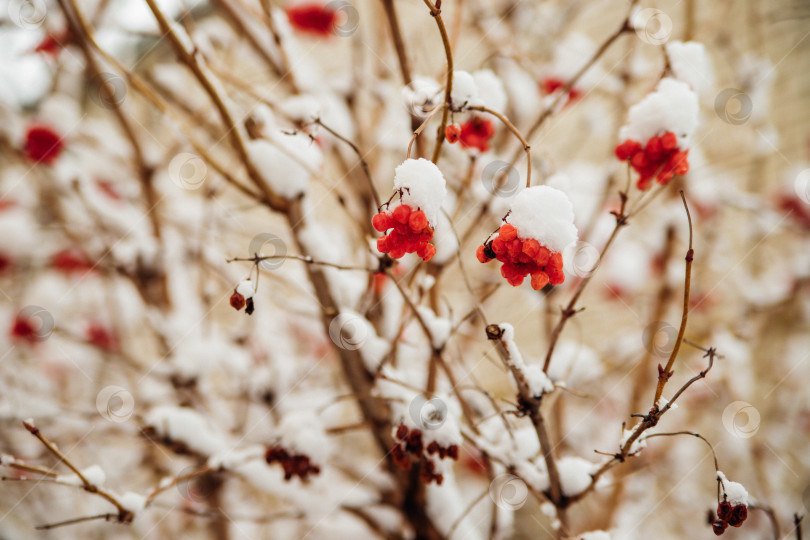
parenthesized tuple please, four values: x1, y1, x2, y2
(236, 280, 255, 299)
(620, 78, 699, 148)
(472, 69, 507, 113)
(505, 186, 578, 253)
(393, 158, 447, 227)
(450, 70, 481, 110)
(717, 471, 749, 507)
(666, 41, 714, 97)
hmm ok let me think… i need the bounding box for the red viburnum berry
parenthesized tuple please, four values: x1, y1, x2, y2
(373, 205, 436, 262)
(24, 124, 63, 165)
(230, 291, 246, 311)
(478, 223, 566, 289)
(712, 519, 729, 536)
(286, 3, 337, 37)
(615, 131, 690, 190)
(445, 124, 461, 143)
(716, 501, 733, 521)
(727, 505, 747, 527)
(459, 116, 495, 152)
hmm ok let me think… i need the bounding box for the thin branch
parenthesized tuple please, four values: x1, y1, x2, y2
(227, 254, 377, 273)
(314, 119, 379, 207)
(653, 191, 693, 406)
(423, 0, 454, 163)
(35, 513, 118, 530)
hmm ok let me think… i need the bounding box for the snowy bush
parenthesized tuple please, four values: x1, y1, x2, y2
(0, 0, 808, 539)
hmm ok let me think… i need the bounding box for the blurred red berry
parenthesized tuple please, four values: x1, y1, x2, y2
(24, 124, 63, 165)
(445, 124, 461, 143)
(286, 3, 337, 37)
(459, 117, 495, 152)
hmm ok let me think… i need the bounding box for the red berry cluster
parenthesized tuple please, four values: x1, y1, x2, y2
(230, 291, 254, 315)
(24, 124, 63, 165)
(374, 204, 436, 261)
(391, 424, 459, 485)
(712, 501, 748, 535)
(285, 3, 337, 37)
(477, 223, 565, 289)
(540, 77, 583, 105)
(459, 116, 495, 152)
(265, 445, 320, 481)
(615, 131, 690, 190)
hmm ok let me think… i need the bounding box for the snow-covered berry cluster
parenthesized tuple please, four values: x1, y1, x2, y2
(713, 472, 749, 535)
(615, 131, 690, 190)
(391, 424, 459, 485)
(374, 158, 446, 262)
(264, 445, 321, 481)
(477, 186, 577, 289)
(373, 205, 436, 261)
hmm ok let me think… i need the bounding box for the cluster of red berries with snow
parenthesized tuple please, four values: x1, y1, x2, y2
(374, 158, 446, 262)
(374, 205, 436, 261)
(477, 223, 564, 289)
(391, 425, 459, 485)
(477, 186, 577, 289)
(615, 131, 690, 190)
(265, 445, 321, 481)
(712, 472, 749, 535)
(712, 500, 748, 535)
(617, 78, 698, 191)
(229, 280, 255, 315)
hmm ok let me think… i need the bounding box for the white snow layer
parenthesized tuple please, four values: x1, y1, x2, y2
(666, 41, 714, 97)
(717, 471, 749, 506)
(579, 531, 612, 540)
(505, 186, 578, 253)
(247, 130, 322, 199)
(393, 158, 447, 227)
(619, 78, 699, 148)
(557, 456, 596, 497)
(450, 70, 480, 110)
(236, 279, 255, 299)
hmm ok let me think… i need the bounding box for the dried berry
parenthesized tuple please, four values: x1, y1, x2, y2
(712, 518, 728, 536)
(230, 291, 246, 311)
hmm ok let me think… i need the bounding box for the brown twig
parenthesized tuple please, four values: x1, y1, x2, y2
(423, 0, 454, 164)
